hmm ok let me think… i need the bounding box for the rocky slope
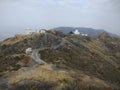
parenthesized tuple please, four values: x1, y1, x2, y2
(0, 30, 120, 90)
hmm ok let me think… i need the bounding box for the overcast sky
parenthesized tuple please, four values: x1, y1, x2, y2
(0, 0, 120, 38)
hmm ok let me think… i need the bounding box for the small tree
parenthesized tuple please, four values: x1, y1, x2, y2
(68, 31, 74, 34)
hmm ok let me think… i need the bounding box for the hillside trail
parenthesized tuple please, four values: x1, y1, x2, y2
(0, 38, 65, 89)
(31, 38, 65, 65)
(21, 38, 65, 72)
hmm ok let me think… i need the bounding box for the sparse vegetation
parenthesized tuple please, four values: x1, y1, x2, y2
(0, 54, 25, 72)
(0, 31, 120, 90)
(61, 80, 112, 90)
(9, 64, 73, 85)
(11, 64, 21, 71)
(7, 81, 55, 90)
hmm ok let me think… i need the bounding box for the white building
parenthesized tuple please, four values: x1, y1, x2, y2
(73, 29, 80, 35)
(36, 30, 39, 33)
(26, 48, 32, 54)
(81, 34, 88, 36)
(26, 28, 33, 35)
(35, 29, 46, 34)
(39, 29, 46, 33)
(25, 28, 46, 35)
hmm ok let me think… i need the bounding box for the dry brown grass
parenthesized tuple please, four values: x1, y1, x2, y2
(1, 35, 23, 45)
(9, 64, 73, 85)
(1, 34, 31, 46)
(8, 64, 110, 89)
(79, 75, 109, 88)
(82, 39, 119, 68)
(82, 39, 107, 54)
(18, 55, 32, 67)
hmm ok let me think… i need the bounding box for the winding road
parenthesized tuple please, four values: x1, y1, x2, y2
(0, 38, 65, 89)
(31, 38, 65, 65)
(32, 49, 46, 64)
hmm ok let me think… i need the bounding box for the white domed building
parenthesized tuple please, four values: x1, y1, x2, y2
(73, 29, 80, 35)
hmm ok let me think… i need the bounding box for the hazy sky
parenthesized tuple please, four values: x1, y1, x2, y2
(0, 0, 120, 37)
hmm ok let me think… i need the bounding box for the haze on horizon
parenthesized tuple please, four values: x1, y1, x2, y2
(0, 0, 120, 38)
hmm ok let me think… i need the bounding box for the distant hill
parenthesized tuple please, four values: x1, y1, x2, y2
(0, 34, 11, 41)
(53, 27, 119, 38)
(0, 36, 5, 41)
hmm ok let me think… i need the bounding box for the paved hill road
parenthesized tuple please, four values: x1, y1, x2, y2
(0, 39, 65, 89)
(32, 38, 65, 65)
(32, 49, 46, 64)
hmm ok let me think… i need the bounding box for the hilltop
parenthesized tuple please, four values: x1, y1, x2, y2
(0, 30, 120, 90)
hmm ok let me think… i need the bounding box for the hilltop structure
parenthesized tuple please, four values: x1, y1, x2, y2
(26, 28, 33, 35)
(73, 29, 88, 36)
(26, 28, 46, 35)
(81, 34, 88, 36)
(73, 29, 80, 35)
(38, 29, 46, 33)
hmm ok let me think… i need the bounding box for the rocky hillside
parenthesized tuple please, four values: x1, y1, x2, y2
(0, 30, 120, 90)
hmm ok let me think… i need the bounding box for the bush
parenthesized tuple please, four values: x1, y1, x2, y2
(7, 81, 55, 90)
(61, 80, 112, 90)
(12, 64, 21, 71)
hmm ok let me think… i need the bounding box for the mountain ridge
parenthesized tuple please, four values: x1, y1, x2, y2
(0, 30, 120, 90)
(52, 27, 119, 38)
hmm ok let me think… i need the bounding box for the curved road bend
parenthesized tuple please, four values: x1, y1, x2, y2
(32, 38, 65, 65)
